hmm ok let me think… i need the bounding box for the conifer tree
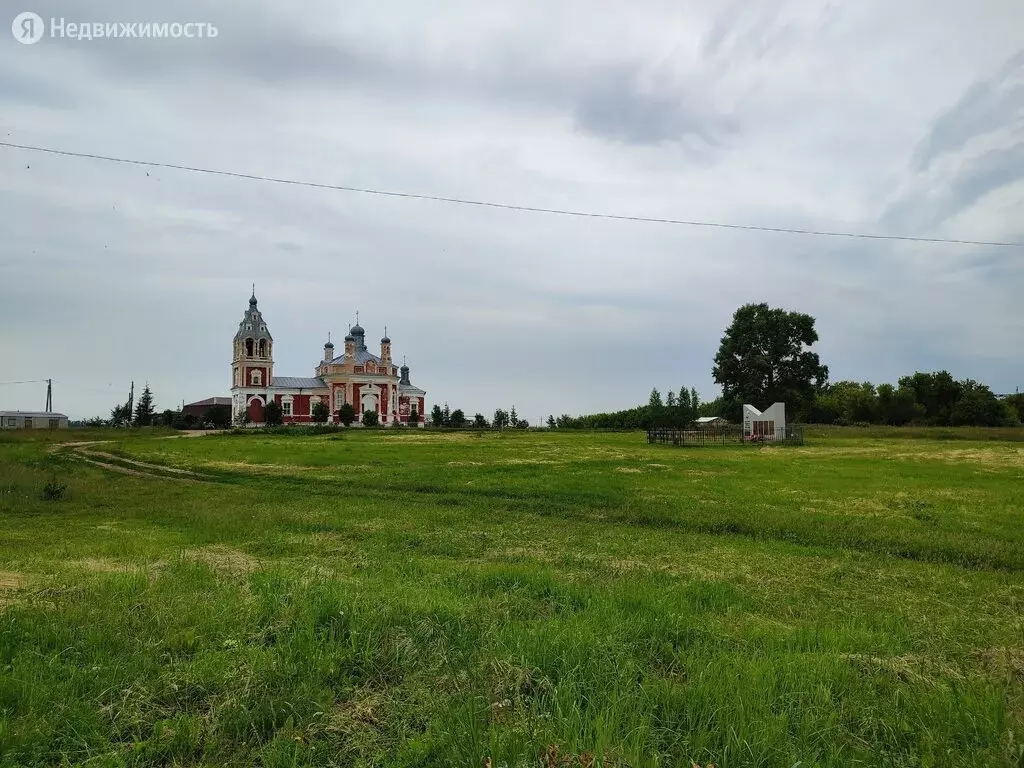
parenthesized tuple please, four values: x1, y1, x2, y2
(133, 384, 155, 426)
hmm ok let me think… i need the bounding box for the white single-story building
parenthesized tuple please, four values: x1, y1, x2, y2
(0, 411, 69, 429)
(742, 403, 786, 440)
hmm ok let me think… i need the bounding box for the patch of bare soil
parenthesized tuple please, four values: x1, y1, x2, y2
(47, 440, 109, 454)
(842, 652, 964, 684)
(71, 558, 138, 573)
(0, 571, 28, 606)
(82, 451, 204, 477)
(185, 545, 260, 575)
(326, 689, 387, 734)
(975, 647, 1024, 682)
(72, 455, 156, 478)
(0, 571, 27, 590)
(59, 443, 214, 482)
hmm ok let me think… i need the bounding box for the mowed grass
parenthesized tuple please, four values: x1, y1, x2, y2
(0, 429, 1022, 767)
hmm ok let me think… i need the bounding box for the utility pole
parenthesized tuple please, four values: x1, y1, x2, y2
(45, 379, 52, 412)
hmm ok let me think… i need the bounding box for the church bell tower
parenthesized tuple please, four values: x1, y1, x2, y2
(232, 288, 274, 391)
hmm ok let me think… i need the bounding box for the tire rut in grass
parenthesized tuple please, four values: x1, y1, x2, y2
(57, 442, 216, 483)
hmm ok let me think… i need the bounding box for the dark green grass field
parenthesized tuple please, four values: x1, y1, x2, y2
(1, 428, 1022, 767)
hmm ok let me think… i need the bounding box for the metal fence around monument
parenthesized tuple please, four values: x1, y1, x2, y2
(646, 425, 804, 446)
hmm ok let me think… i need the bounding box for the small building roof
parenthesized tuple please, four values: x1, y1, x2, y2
(270, 376, 328, 389)
(0, 411, 68, 418)
(183, 397, 232, 408)
(696, 416, 726, 423)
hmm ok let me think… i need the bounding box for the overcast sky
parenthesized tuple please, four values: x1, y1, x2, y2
(2, 0, 1022, 420)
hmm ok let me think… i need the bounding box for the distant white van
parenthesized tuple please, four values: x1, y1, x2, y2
(0, 411, 69, 429)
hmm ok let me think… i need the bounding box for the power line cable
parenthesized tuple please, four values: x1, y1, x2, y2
(0, 379, 48, 386)
(1, 140, 1021, 248)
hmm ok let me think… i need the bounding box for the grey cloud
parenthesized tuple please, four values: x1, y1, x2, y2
(15, 1, 737, 148)
(884, 141, 1024, 233)
(882, 50, 1024, 235)
(571, 66, 737, 146)
(700, 0, 838, 67)
(912, 49, 1024, 172)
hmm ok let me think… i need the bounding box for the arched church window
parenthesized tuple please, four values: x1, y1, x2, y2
(250, 370, 262, 386)
(258, 339, 266, 357)
(246, 338, 254, 357)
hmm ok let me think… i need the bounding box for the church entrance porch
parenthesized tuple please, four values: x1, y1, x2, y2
(246, 396, 265, 424)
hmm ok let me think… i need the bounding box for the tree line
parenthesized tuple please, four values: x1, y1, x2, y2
(543, 386, 705, 430)
(543, 303, 1022, 429)
(807, 373, 1021, 427)
(427, 403, 530, 429)
(92, 383, 235, 429)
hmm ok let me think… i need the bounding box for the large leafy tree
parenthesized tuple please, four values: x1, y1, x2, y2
(1004, 393, 1024, 423)
(897, 371, 961, 426)
(713, 303, 828, 419)
(948, 380, 1009, 427)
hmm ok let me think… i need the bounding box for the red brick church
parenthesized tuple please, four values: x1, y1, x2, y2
(230, 291, 426, 426)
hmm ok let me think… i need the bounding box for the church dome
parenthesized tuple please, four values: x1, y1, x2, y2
(381, 335, 391, 344)
(350, 324, 365, 336)
(249, 294, 258, 306)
